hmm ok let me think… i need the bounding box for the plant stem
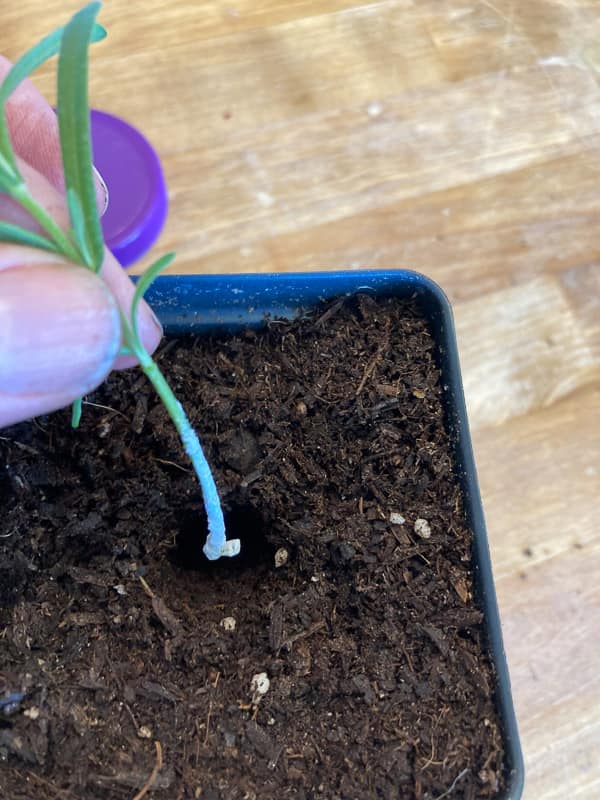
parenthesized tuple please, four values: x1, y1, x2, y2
(131, 332, 239, 561)
(1, 5, 236, 561)
(12, 183, 81, 262)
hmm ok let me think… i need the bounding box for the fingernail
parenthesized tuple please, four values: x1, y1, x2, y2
(148, 305, 163, 337)
(93, 165, 110, 217)
(0, 263, 121, 396)
(136, 299, 163, 349)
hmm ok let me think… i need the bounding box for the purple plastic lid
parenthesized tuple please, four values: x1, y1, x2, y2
(90, 109, 168, 267)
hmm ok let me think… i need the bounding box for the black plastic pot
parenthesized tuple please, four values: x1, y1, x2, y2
(146, 269, 525, 799)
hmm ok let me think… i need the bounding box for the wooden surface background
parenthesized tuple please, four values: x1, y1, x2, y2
(5, 1, 600, 798)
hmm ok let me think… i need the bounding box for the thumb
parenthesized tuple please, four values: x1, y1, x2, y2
(0, 260, 121, 427)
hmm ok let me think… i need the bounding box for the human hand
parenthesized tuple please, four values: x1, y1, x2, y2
(0, 56, 162, 428)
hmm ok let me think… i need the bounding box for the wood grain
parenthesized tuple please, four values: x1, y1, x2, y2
(4, 2, 600, 798)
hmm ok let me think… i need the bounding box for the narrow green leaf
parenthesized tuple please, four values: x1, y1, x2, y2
(0, 221, 60, 253)
(0, 155, 19, 191)
(71, 397, 83, 429)
(0, 23, 106, 104)
(0, 19, 106, 178)
(131, 253, 175, 341)
(0, 134, 19, 184)
(57, 2, 105, 272)
(66, 187, 93, 266)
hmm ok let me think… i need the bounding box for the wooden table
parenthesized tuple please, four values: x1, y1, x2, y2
(6, 2, 599, 797)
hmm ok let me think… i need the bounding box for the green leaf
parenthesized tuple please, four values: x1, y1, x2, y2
(0, 151, 18, 189)
(0, 221, 60, 253)
(66, 186, 93, 266)
(57, 2, 105, 272)
(0, 154, 19, 191)
(0, 18, 106, 179)
(71, 397, 83, 429)
(0, 23, 106, 104)
(131, 253, 175, 341)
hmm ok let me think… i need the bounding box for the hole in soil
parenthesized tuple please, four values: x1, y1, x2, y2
(169, 503, 277, 574)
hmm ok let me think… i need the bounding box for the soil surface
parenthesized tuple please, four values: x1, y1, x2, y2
(0, 295, 505, 799)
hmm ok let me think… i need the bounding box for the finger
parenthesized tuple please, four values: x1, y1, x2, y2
(0, 55, 108, 214)
(0, 254, 121, 428)
(0, 158, 162, 363)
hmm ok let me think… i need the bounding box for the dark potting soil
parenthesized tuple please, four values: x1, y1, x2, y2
(0, 294, 505, 800)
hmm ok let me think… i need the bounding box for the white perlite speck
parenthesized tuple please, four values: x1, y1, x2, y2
(389, 512, 406, 525)
(250, 672, 270, 699)
(220, 616, 237, 632)
(274, 548, 289, 568)
(414, 518, 432, 539)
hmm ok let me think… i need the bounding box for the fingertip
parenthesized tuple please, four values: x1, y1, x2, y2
(0, 262, 121, 408)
